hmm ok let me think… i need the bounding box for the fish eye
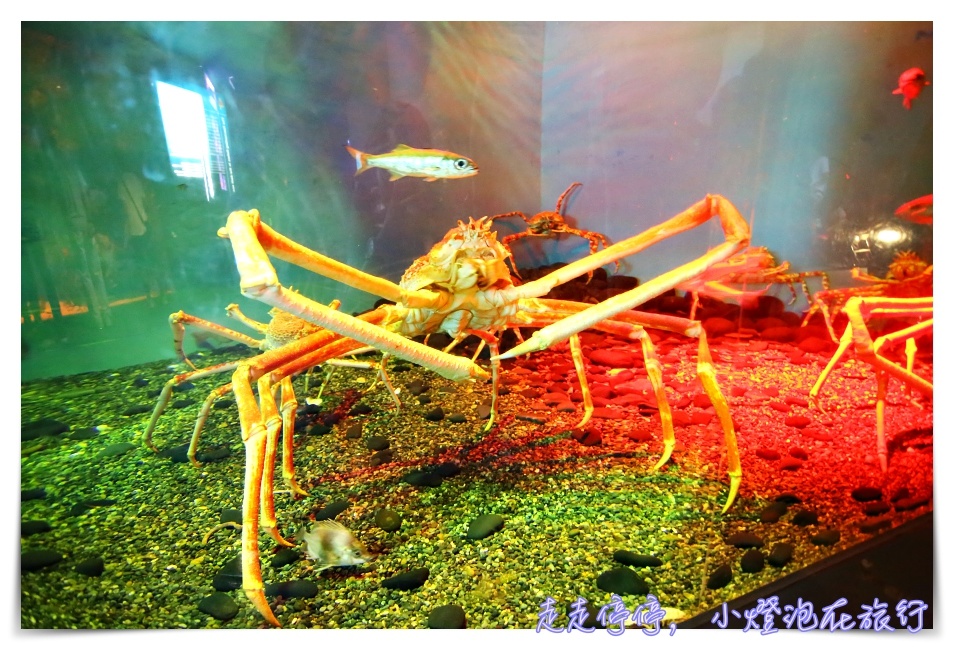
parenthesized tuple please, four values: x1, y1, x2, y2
(455, 159, 469, 169)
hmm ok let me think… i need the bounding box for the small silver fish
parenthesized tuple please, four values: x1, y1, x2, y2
(297, 520, 371, 572)
(345, 143, 478, 182)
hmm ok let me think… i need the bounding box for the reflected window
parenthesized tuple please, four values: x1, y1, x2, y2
(155, 75, 234, 199)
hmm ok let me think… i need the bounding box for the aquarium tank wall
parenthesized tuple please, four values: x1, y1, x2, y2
(21, 21, 932, 381)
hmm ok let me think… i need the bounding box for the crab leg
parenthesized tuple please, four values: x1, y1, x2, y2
(498, 195, 749, 358)
(219, 210, 489, 383)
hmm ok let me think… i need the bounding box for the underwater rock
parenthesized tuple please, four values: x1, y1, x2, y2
(725, 532, 764, 548)
(779, 457, 803, 471)
(447, 413, 467, 423)
(851, 486, 884, 502)
(702, 317, 736, 338)
(220, 509, 242, 524)
(406, 379, 429, 395)
(516, 412, 548, 424)
(766, 542, 794, 567)
(198, 592, 239, 621)
(349, 403, 374, 416)
(374, 509, 403, 532)
(797, 337, 832, 354)
(428, 604, 467, 629)
(891, 487, 911, 502)
(157, 444, 191, 463)
(424, 406, 445, 422)
(863, 501, 891, 516)
(784, 395, 810, 407)
(476, 404, 493, 420)
(67, 428, 99, 441)
(265, 580, 318, 599)
(132, 376, 149, 388)
(791, 510, 820, 526)
(172, 381, 195, 393)
(22, 418, 70, 441)
(788, 447, 809, 461)
(345, 423, 363, 439)
(612, 550, 662, 568)
(122, 404, 153, 416)
(596, 567, 648, 596)
(811, 529, 841, 546)
(369, 449, 394, 466)
(418, 395, 432, 405)
(859, 516, 893, 534)
(768, 401, 791, 413)
(759, 326, 796, 342)
(589, 349, 638, 368)
(213, 556, 243, 591)
(773, 493, 802, 504)
(740, 549, 765, 573)
(270, 548, 300, 569)
(381, 568, 429, 590)
(571, 428, 602, 446)
(432, 462, 461, 478)
(75, 557, 105, 577)
(97, 442, 137, 458)
(784, 415, 812, 428)
(308, 423, 333, 436)
(197, 446, 231, 463)
(21, 488, 47, 501)
(756, 448, 781, 461)
(706, 563, 733, 590)
(466, 514, 505, 540)
(801, 428, 834, 442)
(21, 520, 51, 537)
(171, 398, 194, 409)
(365, 435, 390, 451)
(403, 469, 443, 488)
(894, 496, 930, 512)
(21, 549, 63, 572)
(314, 499, 351, 521)
(759, 501, 788, 523)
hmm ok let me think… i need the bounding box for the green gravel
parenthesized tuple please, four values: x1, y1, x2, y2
(20, 336, 933, 629)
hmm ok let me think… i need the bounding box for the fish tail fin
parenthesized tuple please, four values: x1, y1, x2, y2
(345, 145, 370, 175)
(904, 97, 913, 110)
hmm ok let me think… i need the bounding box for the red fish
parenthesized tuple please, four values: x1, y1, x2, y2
(892, 68, 930, 109)
(895, 194, 933, 225)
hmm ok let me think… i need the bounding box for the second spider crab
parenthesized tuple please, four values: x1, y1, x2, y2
(677, 246, 831, 320)
(216, 194, 750, 626)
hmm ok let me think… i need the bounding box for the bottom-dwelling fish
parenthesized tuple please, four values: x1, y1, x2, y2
(344, 143, 478, 182)
(297, 520, 371, 572)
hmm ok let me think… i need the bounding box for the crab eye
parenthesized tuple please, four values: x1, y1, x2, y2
(455, 159, 469, 169)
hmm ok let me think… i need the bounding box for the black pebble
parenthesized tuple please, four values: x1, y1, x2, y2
(173, 381, 195, 393)
(366, 436, 390, 451)
(75, 557, 105, 577)
(171, 398, 195, 409)
(706, 563, 733, 589)
(220, 509, 242, 524)
(270, 548, 300, 569)
(21, 520, 52, 537)
(424, 406, 445, 422)
(767, 542, 794, 567)
(68, 503, 92, 517)
(406, 380, 429, 395)
(448, 413, 467, 423)
(418, 395, 432, 405)
(213, 398, 235, 410)
(726, 532, 764, 548)
(612, 550, 662, 568)
(428, 604, 467, 629)
(740, 549, 765, 573)
(122, 404, 153, 416)
(349, 403, 373, 416)
(132, 377, 149, 388)
(374, 509, 403, 532)
(345, 423, 363, 439)
(197, 446, 231, 463)
(864, 501, 891, 516)
(791, 510, 820, 526)
(402, 470, 442, 487)
(21, 549, 63, 572)
(466, 514, 504, 540)
(22, 418, 70, 441)
(314, 499, 350, 521)
(157, 444, 191, 463)
(265, 580, 318, 599)
(596, 567, 648, 595)
(381, 568, 429, 590)
(773, 493, 802, 504)
(894, 496, 930, 511)
(21, 488, 47, 501)
(213, 556, 243, 591)
(760, 501, 788, 523)
(852, 486, 883, 502)
(370, 449, 394, 466)
(811, 529, 841, 546)
(68, 428, 99, 441)
(198, 592, 239, 621)
(308, 423, 332, 436)
(859, 516, 893, 534)
(432, 462, 461, 478)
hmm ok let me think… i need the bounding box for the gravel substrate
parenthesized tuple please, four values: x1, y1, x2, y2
(20, 326, 933, 629)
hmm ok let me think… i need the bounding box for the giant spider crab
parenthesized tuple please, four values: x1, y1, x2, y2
(215, 194, 750, 626)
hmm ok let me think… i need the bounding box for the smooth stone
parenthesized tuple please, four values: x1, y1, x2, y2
(21, 520, 52, 537)
(811, 529, 841, 546)
(21, 488, 47, 501)
(466, 514, 505, 540)
(264, 580, 319, 599)
(596, 567, 648, 595)
(374, 509, 403, 532)
(767, 542, 794, 567)
(314, 499, 350, 521)
(612, 550, 662, 568)
(75, 557, 105, 577)
(424, 406, 445, 422)
(760, 501, 788, 523)
(97, 442, 137, 458)
(22, 418, 70, 441)
(198, 592, 239, 621)
(365, 436, 390, 451)
(220, 509, 242, 524)
(270, 548, 300, 569)
(740, 549, 765, 573)
(791, 510, 820, 526)
(21, 549, 63, 572)
(852, 486, 884, 502)
(381, 568, 429, 590)
(726, 532, 764, 548)
(403, 470, 442, 487)
(706, 563, 733, 589)
(428, 604, 467, 629)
